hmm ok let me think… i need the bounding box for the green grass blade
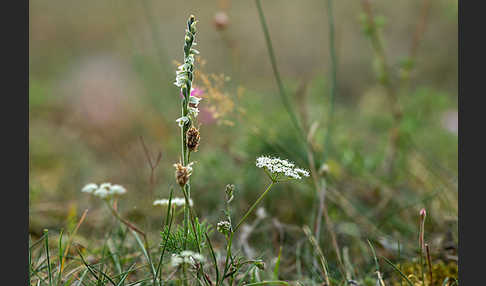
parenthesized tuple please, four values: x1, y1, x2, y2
(367, 240, 380, 272)
(131, 230, 156, 279)
(382, 256, 414, 286)
(82, 256, 118, 286)
(44, 229, 53, 286)
(155, 186, 174, 284)
(116, 263, 137, 286)
(56, 229, 64, 285)
(237, 265, 257, 286)
(273, 246, 282, 280)
(77, 269, 89, 285)
(244, 281, 289, 286)
(302, 226, 330, 285)
(125, 278, 153, 286)
(205, 232, 220, 284)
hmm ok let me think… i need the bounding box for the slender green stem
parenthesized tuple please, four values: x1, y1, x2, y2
(221, 233, 234, 285)
(382, 256, 414, 286)
(235, 181, 275, 232)
(180, 185, 201, 253)
(255, 0, 304, 141)
(206, 232, 220, 284)
(324, 0, 338, 161)
(155, 189, 174, 286)
(44, 229, 53, 286)
(220, 181, 276, 284)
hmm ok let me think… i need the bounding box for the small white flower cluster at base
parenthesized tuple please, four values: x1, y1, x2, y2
(171, 250, 205, 268)
(256, 156, 310, 180)
(153, 197, 193, 207)
(81, 183, 126, 199)
(216, 220, 232, 235)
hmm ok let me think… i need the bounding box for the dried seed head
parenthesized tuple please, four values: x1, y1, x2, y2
(186, 127, 200, 152)
(174, 162, 193, 187)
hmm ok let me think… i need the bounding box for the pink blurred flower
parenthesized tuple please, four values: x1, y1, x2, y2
(180, 86, 204, 98)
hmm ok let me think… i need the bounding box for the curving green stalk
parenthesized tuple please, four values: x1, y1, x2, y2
(220, 181, 276, 285)
(234, 181, 275, 232)
(324, 0, 337, 161)
(255, 0, 305, 141)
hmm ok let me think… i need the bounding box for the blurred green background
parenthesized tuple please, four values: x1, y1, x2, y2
(29, 0, 457, 277)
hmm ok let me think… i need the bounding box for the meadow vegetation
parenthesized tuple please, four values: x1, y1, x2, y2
(29, 1, 458, 285)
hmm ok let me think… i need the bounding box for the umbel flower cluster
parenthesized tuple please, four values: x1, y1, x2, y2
(81, 182, 126, 199)
(216, 220, 232, 235)
(171, 250, 206, 268)
(256, 156, 310, 181)
(153, 197, 194, 207)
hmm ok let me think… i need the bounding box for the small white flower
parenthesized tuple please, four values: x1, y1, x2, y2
(99, 182, 112, 189)
(256, 207, 267, 219)
(188, 107, 199, 118)
(111, 184, 127, 195)
(189, 95, 202, 107)
(217, 220, 232, 235)
(93, 187, 110, 199)
(176, 116, 190, 127)
(81, 183, 98, 194)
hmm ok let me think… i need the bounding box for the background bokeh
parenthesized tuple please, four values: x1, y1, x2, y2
(29, 0, 457, 279)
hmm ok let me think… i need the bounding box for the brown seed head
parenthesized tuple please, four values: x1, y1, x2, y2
(174, 162, 192, 187)
(186, 127, 200, 152)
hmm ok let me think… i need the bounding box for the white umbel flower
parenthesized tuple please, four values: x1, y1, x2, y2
(153, 197, 193, 207)
(256, 156, 310, 180)
(171, 250, 205, 268)
(94, 187, 110, 199)
(170, 255, 184, 267)
(111, 184, 127, 195)
(81, 183, 98, 194)
(82, 182, 127, 199)
(217, 220, 232, 235)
